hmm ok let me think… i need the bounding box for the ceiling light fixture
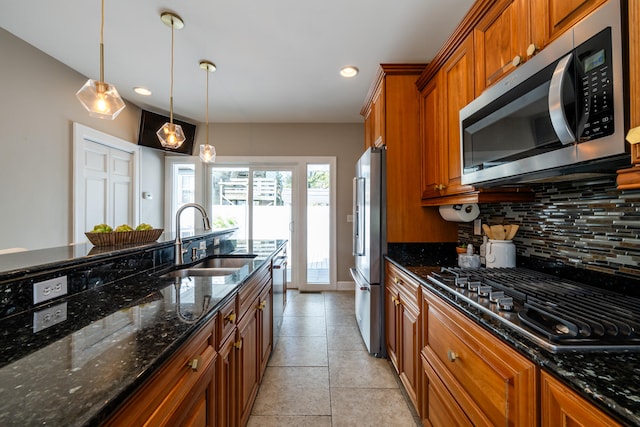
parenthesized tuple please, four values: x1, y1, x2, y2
(199, 60, 217, 163)
(157, 12, 185, 149)
(76, 0, 125, 119)
(133, 87, 152, 96)
(339, 66, 359, 78)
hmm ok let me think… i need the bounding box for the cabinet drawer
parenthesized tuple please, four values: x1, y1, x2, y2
(218, 296, 238, 349)
(106, 315, 217, 426)
(386, 263, 420, 311)
(423, 291, 537, 426)
(422, 352, 473, 427)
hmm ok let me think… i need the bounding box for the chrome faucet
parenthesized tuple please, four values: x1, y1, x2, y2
(174, 203, 212, 265)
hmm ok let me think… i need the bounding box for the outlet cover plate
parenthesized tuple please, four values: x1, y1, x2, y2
(33, 302, 68, 332)
(33, 276, 68, 305)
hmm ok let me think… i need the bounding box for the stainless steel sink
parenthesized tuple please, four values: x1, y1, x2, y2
(157, 255, 256, 279)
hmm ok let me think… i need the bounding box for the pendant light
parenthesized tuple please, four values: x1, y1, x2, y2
(76, 0, 125, 120)
(199, 60, 217, 163)
(157, 12, 186, 149)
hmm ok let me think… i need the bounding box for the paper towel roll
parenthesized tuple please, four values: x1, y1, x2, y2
(438, 204, 480, 222)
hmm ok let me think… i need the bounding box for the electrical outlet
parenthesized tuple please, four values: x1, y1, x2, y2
(473, 219, 482, 235)
(199, 241, 207, 250)
(33, 275, 68, 305)
(33, 302, 67, 332)
(347, 214, 354, 223)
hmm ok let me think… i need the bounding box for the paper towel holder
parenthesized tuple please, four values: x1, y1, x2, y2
(438, 203, 480, 222)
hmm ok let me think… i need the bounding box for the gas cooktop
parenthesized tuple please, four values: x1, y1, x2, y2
(427, 267, 640, 352)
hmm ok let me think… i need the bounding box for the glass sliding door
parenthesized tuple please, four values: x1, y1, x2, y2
(306, 164, 330, 284)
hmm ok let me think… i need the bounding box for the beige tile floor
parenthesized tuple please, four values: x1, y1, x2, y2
(248, 291, 420, 427)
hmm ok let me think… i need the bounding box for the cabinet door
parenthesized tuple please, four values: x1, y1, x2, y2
(385, 282, 399, 372)
(258, 283, 273, 380)
(422, 353, 473, 427)
(441, 35, 476, 196)
(399, 301, 420, 410)
(217, 332, 236, 427)
(168, 352, 217, 427)
(363, 109, 374, 149)
(237, 305, 260, 427)
(540, 371, 621, 427)
(536, 0, 608, 45)
(420, 75, 447, 199)
(371, 82, 385, 147)
(474, 0, 532, 93)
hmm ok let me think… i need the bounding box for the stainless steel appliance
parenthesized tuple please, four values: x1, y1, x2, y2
(351, 147, 386, 357)
(272, 251, 287, 349)
(460, 0, 627, 186)
(427, 267, 640, 352)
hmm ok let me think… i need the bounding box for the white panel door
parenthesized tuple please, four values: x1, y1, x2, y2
(73, 123, 139, 244)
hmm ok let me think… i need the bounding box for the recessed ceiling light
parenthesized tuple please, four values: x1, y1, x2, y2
(340, 66, 359, 78)
(134, 87, 152, 96)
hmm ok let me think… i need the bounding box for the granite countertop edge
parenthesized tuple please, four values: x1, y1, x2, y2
(384, 255, 640, 427)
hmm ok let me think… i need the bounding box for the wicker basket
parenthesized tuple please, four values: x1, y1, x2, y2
(85, 229, 164, 247)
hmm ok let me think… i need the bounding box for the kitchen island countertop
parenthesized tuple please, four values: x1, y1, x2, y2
(0, 239, 286, 427)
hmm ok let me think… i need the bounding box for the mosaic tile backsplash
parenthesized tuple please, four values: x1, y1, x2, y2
(458, 176, 640, 282)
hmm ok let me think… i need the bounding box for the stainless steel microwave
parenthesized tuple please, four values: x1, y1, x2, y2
(460, 0, 627, 186)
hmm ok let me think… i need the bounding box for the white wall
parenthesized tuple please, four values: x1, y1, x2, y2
(0, 28, 142, 251)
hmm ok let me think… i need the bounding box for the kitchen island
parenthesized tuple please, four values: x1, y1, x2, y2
(384, 249, 640, 426)
(0, 233, 286, 426)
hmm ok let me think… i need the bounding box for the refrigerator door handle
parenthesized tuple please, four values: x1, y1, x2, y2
(352, 177, 365, 256)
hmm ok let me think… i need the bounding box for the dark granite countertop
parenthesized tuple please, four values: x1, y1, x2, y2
(386, 258, 640, 426)
(0, 239, 286, 427)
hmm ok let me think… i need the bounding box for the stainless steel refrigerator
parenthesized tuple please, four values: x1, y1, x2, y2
(350, 147, 386, 357)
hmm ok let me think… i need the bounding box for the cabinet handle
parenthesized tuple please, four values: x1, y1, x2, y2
(526, 43, 538, 57)
(234, 339, 243, 350)
(512, 55, 522, 67)
(393, 277, 399, 284)
(226, 312, 236, 323)
(434, 184, 446, 191)
(447, 350, 459, 362)
(258, 300, 266, 310)
(188, 356, 201, 371)
(392, 295, 400, 306)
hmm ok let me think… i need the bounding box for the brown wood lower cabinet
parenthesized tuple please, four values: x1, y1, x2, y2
(540, 371, 621, 427)
(105, 314, 218, 427)
(107, 258, 275, 427)
(420, 287, 538, 426)
(385, 262, 421, 410)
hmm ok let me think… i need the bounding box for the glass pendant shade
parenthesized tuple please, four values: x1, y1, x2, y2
(200, 144, 216, 163)
(76, 79, 125, 119)
(157, 122, 186, 149)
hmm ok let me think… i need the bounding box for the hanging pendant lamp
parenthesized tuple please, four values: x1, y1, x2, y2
(76, 0, 125, 120)
(199, 60, 217, 163)
(157, 12, 186, 149)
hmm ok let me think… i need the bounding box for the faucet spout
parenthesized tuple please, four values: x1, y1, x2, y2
(174, 203, 212, 265)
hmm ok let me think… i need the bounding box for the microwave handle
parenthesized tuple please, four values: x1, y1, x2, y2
(548, 52, 576, 145)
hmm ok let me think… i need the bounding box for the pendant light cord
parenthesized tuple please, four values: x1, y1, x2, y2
(99, 0, 105, 83)
(169, 17, 175, 125)
(206, 69, 209, 145)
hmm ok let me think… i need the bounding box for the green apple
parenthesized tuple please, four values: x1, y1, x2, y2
(91, 223, 113, 233)
(114, 224, 133, 232)
(136, 223, 153, 231)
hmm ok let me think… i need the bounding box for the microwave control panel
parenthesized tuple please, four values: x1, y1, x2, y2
(577, 28, 614, 142)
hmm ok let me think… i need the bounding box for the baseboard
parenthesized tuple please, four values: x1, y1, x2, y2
(337, 281, 354, 291)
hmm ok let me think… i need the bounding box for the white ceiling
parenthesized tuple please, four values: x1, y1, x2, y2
(0, 0, 474, 123)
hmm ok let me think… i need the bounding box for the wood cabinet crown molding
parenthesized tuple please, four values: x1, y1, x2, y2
(416, 0, 495, 90)
(361, 63, 427, 116)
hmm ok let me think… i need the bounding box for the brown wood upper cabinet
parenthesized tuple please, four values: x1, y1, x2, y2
(474, 0, 542, 93)
(536, 0, 609, 46)
(361, 64, 458, 243)
(421, 35, 476, 201)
